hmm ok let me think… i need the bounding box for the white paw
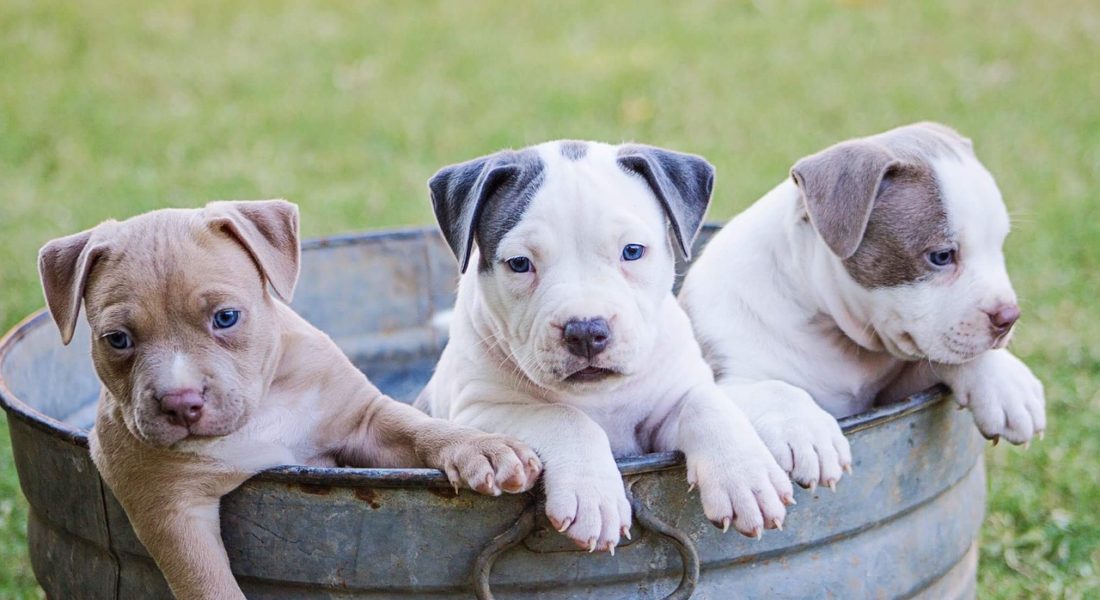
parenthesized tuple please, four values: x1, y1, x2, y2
(948, 350, 1046, 445)
(742, 382, 852, 491)
(687, 436, 794, 538)
(543, 460, 632, 553)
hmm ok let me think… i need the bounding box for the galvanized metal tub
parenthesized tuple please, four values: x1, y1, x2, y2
(0, 226, 984, 599)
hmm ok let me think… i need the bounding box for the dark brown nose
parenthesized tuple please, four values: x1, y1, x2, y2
(160, 389, 204, 427)
(987, 304, 1020, 335)
(563, 318, 611, 359)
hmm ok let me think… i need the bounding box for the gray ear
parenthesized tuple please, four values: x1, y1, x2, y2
(38, 227, 109, 345)
(616, 144, 715, 259)
(791, 140, 900, 259)
(204, 199, 301, 302)
(428, 150, 537, 273)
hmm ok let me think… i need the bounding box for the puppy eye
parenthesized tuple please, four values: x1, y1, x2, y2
(213, 309, 241, 329)
(103, 331, 133, 350)
(926, 249, 956, 267)
(506, 256, 532, 273)
(621, 244, 646, 261)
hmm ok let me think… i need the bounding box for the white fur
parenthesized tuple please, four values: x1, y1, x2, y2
(680, 143, 1045, 490)
(421, 141, 793, 551)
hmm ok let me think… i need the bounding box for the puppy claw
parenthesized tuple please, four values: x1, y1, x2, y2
(1023, 440, 1030, 450)
(1038, 430, 1045, 441)
(843, 464, 853, 475)
(827, 481, 837, 493)
(991, 434, 1000, 447)
(808, 480, 817, 493)
(721, 517, 731, 533)
(587, 538, 597, 553)
(687, 481, 696, 493)
(621, 526, 632, 541)
(771, 518, 783, 531)
(782, 494, 797, 506)
(555, 518, 573, 534)
(753, 528, 763, 540)
(608, 543, 616, 557)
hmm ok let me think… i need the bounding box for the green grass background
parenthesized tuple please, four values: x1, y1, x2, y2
(1, 0, 1097, 597)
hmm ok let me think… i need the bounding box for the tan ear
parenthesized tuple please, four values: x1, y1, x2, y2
(38, 228, 109, 345)
(204, 200, 301, 302)
(791, 140, 900, 259)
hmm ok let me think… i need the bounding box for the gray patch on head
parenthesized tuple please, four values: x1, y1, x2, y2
(867, 121, 973, 163)
(791, 121, 972, 288)
(616, 144, 715, 259)
(843, 163, 951, 288)
(559, 141, 588, 161)
(428, 149, 545, 273)
(474, 153, 545, 272)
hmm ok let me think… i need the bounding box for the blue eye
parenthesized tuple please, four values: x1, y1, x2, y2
(104, 331, 132, 350)
(621, 244, 646, 261)
(213, 309, 241, 329)
(926, 249, 956, 267)
(506, 256, 532, 273)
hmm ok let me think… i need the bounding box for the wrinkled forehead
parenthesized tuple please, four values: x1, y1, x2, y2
(490, 142, 665, 253)
(84, 213, 263, 319)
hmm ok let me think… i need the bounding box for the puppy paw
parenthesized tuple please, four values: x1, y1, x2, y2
(544, 462, 632, 553)
(746, 383, 852, 491)
(948, 350, 1046, 445)
(687, 436, 794, 538)
(434, 434, 542, 495)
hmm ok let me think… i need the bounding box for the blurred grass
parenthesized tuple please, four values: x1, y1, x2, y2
(1, 0, 1097, 597)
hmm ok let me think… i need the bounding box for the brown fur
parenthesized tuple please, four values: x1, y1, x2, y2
(38, 201, 541, 600)
(791, 121, 967, 288)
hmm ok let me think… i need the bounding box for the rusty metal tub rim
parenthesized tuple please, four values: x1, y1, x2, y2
(0, 303, 950, 491)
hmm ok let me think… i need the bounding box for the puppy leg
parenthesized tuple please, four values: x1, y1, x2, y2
(660, 383, 794, 537)
(122, 493, 245, 600)
(938, 349, 1046, 445)
(92, 415, 249, 599)
(719, 380, 853, 492)
(450, 391, 631, 554)
(339, 391, 542, 496)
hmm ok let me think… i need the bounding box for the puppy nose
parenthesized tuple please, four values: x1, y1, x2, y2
(987, 303, 1020, 335)
(563, 318, 611, 359)
(159, 389, 204, 427)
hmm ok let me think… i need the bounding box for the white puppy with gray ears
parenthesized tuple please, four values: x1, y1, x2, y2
(417, 141, 794, 552)
(679, 122, 1046, 492)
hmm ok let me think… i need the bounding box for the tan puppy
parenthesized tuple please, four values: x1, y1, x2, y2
(37, 200, 542, 600)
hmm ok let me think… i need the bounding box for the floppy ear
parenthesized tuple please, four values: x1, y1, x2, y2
(428, 151, 531, 273)
(791, 140, 900, 259)
(204, 200, 301, 302)
(616, 144, 715, 259)
(38, 228, 109, 345)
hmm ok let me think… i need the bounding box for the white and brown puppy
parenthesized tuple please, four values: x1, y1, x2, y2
(38, 200, 541, 600)
(679, 122, 1045, 491)
(417, 141, 794, 553)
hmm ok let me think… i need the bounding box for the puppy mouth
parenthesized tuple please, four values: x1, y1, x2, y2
(565, 366, 618, 383)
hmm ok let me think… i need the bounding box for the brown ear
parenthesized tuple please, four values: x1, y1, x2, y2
(791, 140, 900, 259)
(38, 228, 109, 345)
(204, 200, 301, 302)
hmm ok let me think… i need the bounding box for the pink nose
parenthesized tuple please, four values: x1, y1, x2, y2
(159, 389, 204, 427)
(987, 304, 1020, 335)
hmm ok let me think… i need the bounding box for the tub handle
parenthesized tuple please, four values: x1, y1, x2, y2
(473, 501, 538, 600)
(628, 487, 700, 599)
(472, 489, 699, 600)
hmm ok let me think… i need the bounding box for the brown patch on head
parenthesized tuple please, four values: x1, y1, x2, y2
(791, 122, 968, 288)
(843, 163, 951, 288)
